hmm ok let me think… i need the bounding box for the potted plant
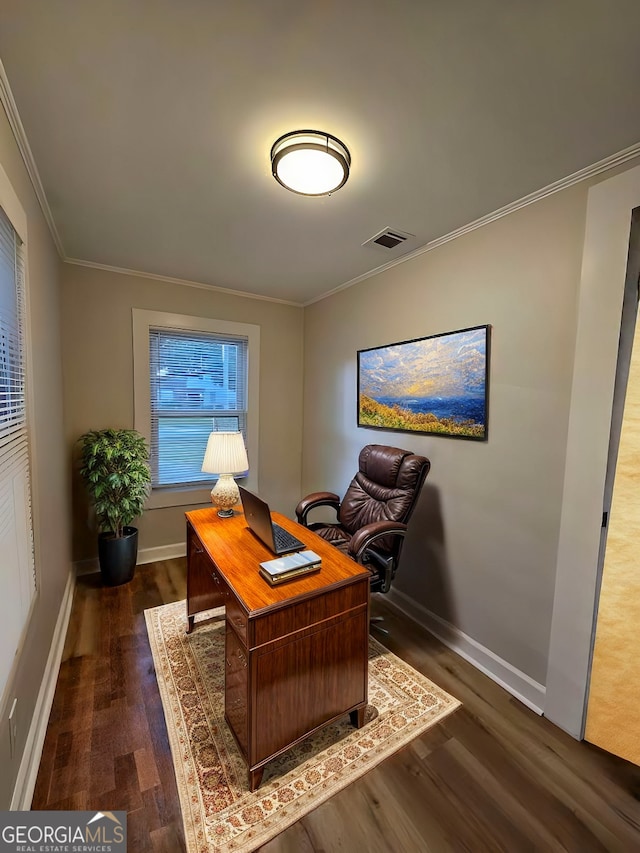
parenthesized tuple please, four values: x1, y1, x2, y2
(78, 428, 151, 586)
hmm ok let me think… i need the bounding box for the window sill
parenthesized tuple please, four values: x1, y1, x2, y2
(146, 485, 211, 510)
(146, 475, 255, 510)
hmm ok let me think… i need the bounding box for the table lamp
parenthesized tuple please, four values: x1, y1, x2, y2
(201, 431, 249, 517)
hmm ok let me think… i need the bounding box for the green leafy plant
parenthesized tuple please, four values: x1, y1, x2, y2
(78, 428, 151, 538)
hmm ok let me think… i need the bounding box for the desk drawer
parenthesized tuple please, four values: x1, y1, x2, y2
(254, 579, 369, 646)
(226, 595, 248, 645)
(225, 623, 248, 759)
(254, 608, 368, 762)
(210, 564, 229, 602)
(187, 523, 226, 617)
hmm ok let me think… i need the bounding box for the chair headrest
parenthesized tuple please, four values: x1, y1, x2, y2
(358, 444, 427, 489)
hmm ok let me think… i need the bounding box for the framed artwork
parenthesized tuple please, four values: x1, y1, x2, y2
(357, 324, 490, 440)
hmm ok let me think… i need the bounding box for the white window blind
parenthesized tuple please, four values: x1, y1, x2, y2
(149, 327, 248, 488)
(0, 204, 36, 702)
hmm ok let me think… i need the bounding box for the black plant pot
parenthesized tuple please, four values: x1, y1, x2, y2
(98, 526, 139, 587)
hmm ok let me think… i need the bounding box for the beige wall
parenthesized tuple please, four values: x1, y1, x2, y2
(303, 182, 595, 686)
(0, 106, 70, 807)
(61, 265, 304, 561)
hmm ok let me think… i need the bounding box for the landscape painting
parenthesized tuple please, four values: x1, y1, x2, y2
(358, 325, 490, 440)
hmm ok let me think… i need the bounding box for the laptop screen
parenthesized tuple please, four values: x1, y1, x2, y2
(238, 487, 276, 551)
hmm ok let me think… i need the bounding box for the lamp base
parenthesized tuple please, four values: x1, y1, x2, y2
(216, 507, 235, 519)
(210, 473, 240, 518)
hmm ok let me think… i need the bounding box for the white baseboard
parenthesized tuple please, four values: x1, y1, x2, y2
(74, 542, 186, 576)
(137, 542, 186, 564)
(386, 588, 546, 715)
(11, 568, 76, 810)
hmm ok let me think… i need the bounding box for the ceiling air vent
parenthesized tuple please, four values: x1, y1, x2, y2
(363, 227, 415, 250)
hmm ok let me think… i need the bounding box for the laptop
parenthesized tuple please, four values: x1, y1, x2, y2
(238, 486, 306, 555)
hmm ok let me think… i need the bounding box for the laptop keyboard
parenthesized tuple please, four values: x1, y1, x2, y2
(273, 523, 305, 552)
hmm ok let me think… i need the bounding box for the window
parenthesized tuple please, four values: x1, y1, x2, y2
(0, 196, 36, 703)
(149, 327, 248, 487)
(133, 310, 260, 508)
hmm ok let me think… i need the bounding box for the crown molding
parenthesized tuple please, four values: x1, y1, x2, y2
(0, 58, 65, 256)
(63, 257, 304, 307)
(305, 141, 640, 306)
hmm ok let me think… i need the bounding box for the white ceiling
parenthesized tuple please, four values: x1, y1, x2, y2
(1, 0, 640, 304)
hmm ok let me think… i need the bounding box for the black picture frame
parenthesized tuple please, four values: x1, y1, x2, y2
(357, 324, 490, 440)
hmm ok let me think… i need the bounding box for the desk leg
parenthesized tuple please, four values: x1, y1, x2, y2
(249, 767, 264, 792)
(350, 706, 366, 729)
(186, 615, 195, 634)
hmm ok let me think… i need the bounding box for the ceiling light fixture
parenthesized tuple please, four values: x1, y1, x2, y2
(271, 130, 351, 196)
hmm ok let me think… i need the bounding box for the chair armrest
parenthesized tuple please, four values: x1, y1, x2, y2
(348, 520, 408, 560)
(295, 491, 341, 526)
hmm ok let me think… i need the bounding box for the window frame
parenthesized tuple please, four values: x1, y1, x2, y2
(0, 160, 38, 711)
(133, 309, 260, 509)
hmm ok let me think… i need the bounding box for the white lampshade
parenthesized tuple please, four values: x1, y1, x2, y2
(271, 130, 351, 196)
(202, 431, 248, 518)
(201, 431, 248, 475)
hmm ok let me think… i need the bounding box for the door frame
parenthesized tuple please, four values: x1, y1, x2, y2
(545, 163, 640, 737)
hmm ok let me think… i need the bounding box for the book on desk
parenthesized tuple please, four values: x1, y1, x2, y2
(259, 549, 322, 585)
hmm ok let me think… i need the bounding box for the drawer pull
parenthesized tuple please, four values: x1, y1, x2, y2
(226, 651, 247, 668)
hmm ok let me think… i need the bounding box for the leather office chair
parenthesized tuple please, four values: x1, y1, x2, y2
(295, 444, 430, 595)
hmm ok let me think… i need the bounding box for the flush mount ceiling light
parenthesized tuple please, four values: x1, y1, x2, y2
(271, 130, 351, 196)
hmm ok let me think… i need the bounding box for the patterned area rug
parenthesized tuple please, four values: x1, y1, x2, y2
(145, 600, 461, 852)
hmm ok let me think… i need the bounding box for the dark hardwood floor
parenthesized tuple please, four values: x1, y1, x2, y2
(32, 560, 640, 851)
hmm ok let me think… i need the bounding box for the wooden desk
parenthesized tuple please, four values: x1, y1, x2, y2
(185, 506, 370, 790)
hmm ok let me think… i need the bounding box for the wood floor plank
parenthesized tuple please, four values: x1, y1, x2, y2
(259, 819, 315, 853)
(30, 560, 640, 852)
(424, 737, 578, 851)
(440, 708, 606, 850)
(320, 762, 454, 852)
(135, 746, 162, 792)
(149, 822, 186, 853)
